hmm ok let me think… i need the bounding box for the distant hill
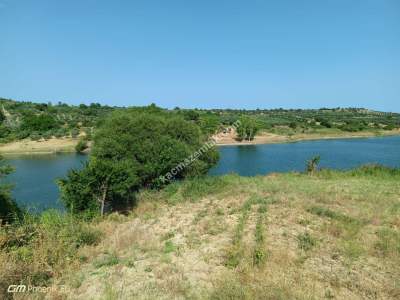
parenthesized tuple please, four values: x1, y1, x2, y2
(1, 97, 399, 144)
(0, 97, 116, 143)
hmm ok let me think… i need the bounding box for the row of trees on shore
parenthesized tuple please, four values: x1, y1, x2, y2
(2, 97, 400, 145)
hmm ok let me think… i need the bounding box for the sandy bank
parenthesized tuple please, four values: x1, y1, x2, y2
(214, 129, 400, 146)
(0, 130, 399, 155)
(0, 138, 80, 155)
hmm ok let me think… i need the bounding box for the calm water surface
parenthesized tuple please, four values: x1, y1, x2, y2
(210, 136, 400, 175)
(6, 153, 87, 211)
(4, 136, 400, 211)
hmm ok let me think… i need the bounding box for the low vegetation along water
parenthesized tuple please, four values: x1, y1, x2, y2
(5, 135, 400, 211)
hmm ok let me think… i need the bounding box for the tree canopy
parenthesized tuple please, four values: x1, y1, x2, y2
(20, 114, 58, 132)
(236, 116, 260, 141)
(58, 108, 219, 215)
(1, 97, 400, 144)
(0, 156, 20, 224)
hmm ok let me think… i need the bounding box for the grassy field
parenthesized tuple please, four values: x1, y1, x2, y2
(1, 166, 400, 299)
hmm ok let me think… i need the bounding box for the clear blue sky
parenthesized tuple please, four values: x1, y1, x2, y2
(1, 0, 399, 111)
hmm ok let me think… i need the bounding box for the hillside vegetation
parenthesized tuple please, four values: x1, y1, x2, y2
(1, 97, 400, 147)
(1, 166, 399, 299)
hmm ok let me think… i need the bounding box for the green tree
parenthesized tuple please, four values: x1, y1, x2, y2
(0, 124, 10, 139)
(58, 158, 139, 215)
(320, 119, 332, 128)
(20, 114, 58, 133)
(183, 110, 200, 122)
(340, 121, 366, 132)
(58, 109, 219, 215)
(236, 116, 259, 141)
(0, 156, 20, 223)
(0, 109, 6, 123)
(198, 114, 220, 136)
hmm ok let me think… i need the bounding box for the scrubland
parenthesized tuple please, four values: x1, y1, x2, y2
(1, 166, 400, 299)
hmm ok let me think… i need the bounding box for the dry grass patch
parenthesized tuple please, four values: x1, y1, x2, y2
(8, 170, 397, 299)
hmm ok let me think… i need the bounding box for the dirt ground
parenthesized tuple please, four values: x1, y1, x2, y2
(0, 138, 80, 155)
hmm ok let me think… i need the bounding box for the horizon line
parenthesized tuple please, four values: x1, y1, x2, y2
(1, 96, 399, 114)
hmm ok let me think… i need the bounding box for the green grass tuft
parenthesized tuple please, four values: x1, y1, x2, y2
(297, 232, 317, 251)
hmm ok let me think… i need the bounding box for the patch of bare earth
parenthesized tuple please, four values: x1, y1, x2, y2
(0, 138, 79, 155)
(49, 195, 247, 299)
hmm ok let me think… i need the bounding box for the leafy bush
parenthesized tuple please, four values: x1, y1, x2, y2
(340, 121, 366, 132)
(42, 132, 52, 140)
(0, 156, 20, 224)
(59, 108, 220, 215)
(383, 124, 395, 130)
(306, 155, 321, 174)
(320, 119, 332, 128)
(75, 139, 88, 153)
(297, 232, 317, 251)
(0, 125, 10, 138)
(30, 132, 42, 141)
(20, 114, 58, 132)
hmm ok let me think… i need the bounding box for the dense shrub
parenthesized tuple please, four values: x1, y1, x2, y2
(0, 125, 10, 138)
(0, 156, 20, 224)
(75, 139, 88, 153)
(320, 119, 332, 128)
(340, 121, 366, 132)
(306, 155, 321, 174)
(20, 114, 58, 132)
(58, 108, 220, 215)
(383, 124, 395, 130)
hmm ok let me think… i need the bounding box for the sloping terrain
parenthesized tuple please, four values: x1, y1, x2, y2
(46, 170, 400, 300)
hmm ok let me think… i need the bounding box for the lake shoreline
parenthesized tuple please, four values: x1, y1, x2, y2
(7, 135, 400, 210)
(215, 130, 400, 146)
(0, 137, 79, 156)
(1, 130, 400, 155)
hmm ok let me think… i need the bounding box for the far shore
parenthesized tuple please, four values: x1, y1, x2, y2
(214, 129, 400, 146)
(0, 129, 399, 155)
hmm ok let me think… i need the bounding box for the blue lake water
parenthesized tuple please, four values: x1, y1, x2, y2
(4, 135, 400, 211)
(5, 153, 87, 211)
(209, 135, 400, 176)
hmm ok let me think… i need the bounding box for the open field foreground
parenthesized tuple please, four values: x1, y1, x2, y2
(9, 168, 394, 299)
